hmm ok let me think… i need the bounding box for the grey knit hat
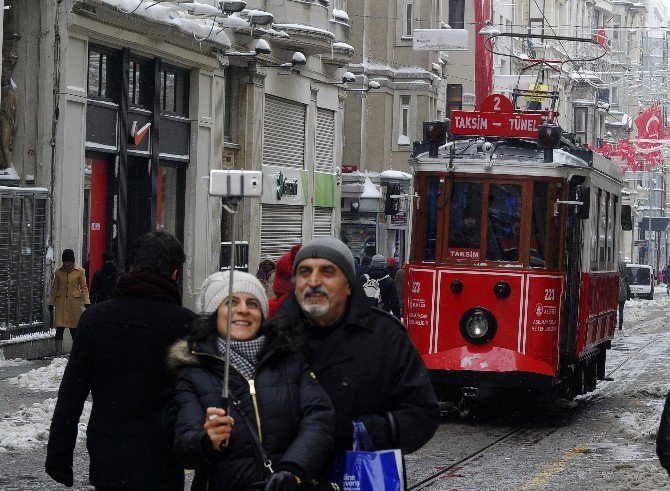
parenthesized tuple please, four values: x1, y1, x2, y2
(293, 236, 357, 287)
(370, 254, 386, 269)
(199, 270, 269, 319)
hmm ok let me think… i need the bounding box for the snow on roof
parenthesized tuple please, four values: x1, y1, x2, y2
(273, 23, 335, 39)
(379, 170, 412, 181)
(94, 0, 236, 49)
(361, 177, 381, 198)
(332, 9, 349, 22)
(332, 41, 354, 52)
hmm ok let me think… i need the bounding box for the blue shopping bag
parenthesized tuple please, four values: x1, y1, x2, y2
(340, 421, 404, 491)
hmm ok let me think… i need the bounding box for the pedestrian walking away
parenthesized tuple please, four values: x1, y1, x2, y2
(618, 262, 630, 330)
(359, 254, 401, 318)
(45, 231, 198, 490)
(276, 236, 440, 465)
(47, 249, 90, 353)
(394, 261, 408, 317)
(89, 250, 124, 304)
(657, 390, 670, 477)
(170, 270, 335, 490)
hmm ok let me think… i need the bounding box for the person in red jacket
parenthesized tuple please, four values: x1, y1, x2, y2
(269, 244, 302, 317)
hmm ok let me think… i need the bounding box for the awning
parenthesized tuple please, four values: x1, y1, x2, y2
(638, 217, 670, 231)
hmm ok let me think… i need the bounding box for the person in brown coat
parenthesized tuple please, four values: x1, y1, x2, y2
(48, 249, 90, 352)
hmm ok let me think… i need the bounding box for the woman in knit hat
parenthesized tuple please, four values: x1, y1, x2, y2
(170, 270, 335, 491)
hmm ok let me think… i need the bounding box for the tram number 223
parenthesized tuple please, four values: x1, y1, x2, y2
(544, 289, 555, 301)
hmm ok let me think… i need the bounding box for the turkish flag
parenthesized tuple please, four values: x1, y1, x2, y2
(593, 29, 608, 51)
(635, 101, 663, 139)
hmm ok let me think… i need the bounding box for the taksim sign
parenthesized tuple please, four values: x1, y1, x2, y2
(450, 111, 544, 138)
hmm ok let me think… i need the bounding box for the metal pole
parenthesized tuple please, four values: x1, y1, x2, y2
(220, 197, 238, 449)
(649, 169, 653, 267)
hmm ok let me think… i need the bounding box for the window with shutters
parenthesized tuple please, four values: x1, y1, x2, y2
(263, 96, 306, 169)
(315, 108, 335, 173)
(261, 204, 304, 259)
(314, 207, 334, 238)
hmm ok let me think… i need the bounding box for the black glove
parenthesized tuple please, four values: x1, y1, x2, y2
(84, 304, 91, 309)
(264, 471, 299, 491)
(45, 465, 74, 487)
(48, 305, 54, 311)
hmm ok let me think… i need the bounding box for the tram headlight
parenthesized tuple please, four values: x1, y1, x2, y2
(459, 307, 497, 345)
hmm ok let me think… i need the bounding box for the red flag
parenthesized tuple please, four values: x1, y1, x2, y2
(593, 29, 608, 51)
(635, 101, 663, 139)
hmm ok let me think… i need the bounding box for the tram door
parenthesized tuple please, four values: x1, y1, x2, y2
(126, 157, 152, 267)
(560, 182, 583, 368)
(85, 158, 110, 284)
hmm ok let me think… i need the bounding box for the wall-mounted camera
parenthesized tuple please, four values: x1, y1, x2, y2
(209, 170, 262, 197)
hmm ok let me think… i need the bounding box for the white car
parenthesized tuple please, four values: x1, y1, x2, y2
(626, 263, 654, 300)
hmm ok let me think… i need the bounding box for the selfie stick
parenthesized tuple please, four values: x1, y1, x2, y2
(220, 196, 239, 449)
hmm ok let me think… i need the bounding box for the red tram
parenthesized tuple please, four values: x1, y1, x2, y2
(404, 94, 632, 411)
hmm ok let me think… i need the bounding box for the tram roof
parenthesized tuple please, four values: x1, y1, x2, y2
(411, 138, 623, 183)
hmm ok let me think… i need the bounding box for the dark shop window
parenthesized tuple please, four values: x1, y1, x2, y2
(88, 47, 118, 100)
(160, 66, 189, 116)
(128, 58, 152, 107)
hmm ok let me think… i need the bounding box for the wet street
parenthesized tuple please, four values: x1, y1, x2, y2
(2, 291, 670, 490)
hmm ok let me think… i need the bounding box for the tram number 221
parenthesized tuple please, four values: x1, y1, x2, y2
(544, 289, 555, 301)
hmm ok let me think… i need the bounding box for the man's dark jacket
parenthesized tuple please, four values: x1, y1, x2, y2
(657, 390, 670, 476)
(170, 331, 335, 490)
(276, 285, 440, 456)
(45, 280, 197, 490)
(358, 266, 401, 318)
(89, 263, 124, 304)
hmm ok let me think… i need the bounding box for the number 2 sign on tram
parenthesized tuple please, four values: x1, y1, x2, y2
(450, 94, 544, 138)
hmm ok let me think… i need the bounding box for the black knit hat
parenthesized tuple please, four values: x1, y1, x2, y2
(293, 236, 357, 287)
(62, 249, 75, 262)
(102, 250, 116, 263)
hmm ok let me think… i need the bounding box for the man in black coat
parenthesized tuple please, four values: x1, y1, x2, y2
(46, 232, 197, 490)
(89, 250, 124, 304)
(276, 236, 440, 459)
(657, 391, 670, 476)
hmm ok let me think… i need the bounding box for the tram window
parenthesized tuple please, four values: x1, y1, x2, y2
(590, 190, 600, 271)
(447, 183, 483, 256)
(599, 192, 608, 267)
(424, 177, 440, 261)
(530, 182, 548, 268)
(485, 184, 522, 262)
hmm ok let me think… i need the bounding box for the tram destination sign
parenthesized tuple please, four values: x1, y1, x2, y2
(450, 110, 544, 138)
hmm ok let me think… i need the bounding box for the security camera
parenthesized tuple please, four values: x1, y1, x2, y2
(483, 141, 495, 154)
(342, 71, 356, 83)
(254, 39, 271, 55)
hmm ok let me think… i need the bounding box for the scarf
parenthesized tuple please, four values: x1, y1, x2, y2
(114, 270, 182, 305)
(216, 335, 267, 380)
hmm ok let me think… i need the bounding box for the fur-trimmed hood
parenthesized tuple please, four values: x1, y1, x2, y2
(167, 314, 306, 373)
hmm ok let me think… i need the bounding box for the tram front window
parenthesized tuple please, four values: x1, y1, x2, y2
(447, 183, 483, 259)
(485, 184, 522, 262)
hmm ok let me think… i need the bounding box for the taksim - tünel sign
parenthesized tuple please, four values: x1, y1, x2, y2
(412, 29, 468, 51)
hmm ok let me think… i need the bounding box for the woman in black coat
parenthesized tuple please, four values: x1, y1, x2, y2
(170, 271, 335, 491)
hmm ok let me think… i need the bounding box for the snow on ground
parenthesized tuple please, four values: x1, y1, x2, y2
(0, 358, 91, 453)
(6, 357, 68, 391)
(0, 351, 29, 367)
(0, 398, 91, 453)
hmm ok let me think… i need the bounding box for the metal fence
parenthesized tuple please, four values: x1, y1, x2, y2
(0, 187, 49, 341)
